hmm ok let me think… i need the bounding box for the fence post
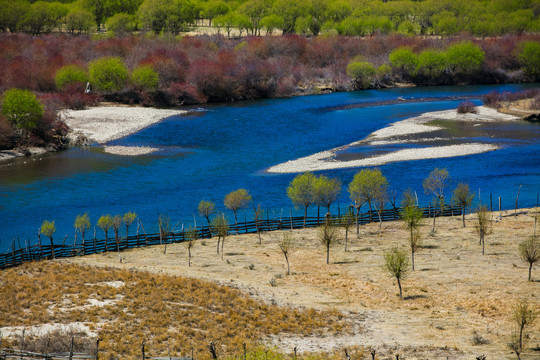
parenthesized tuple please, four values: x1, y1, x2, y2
(290, 209, 293, 230)
(69, 333, 74, 360)
(499, 196, 502, 218)
(245, 212, 248, 233)
(141, 341, 145, 360)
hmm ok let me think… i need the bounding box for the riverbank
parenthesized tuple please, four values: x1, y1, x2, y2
(267, 106, 520, 173)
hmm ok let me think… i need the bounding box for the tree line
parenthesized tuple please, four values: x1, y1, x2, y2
(0, 0, 538, 37)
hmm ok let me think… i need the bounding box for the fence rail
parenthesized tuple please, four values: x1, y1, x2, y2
(0, 204, 463, 270)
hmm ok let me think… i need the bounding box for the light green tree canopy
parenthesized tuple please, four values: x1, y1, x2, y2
(346, 61, 376, 89)
(89, 57, 129, 93)
(348, 168, 388, 215)
(74, 213, 91, 236)
(314, 175, 342, 213)
(1, 89, 44, 132)
(389, 46, 418, 77)
(287, 172, 316, 227)
(384, 246, 409, 299)
(131, 64, 159, 91)
(517, 41, 540, 80)
(445, 41, 484, 75)
(224, 188, 252, 227)
(452, 183, 474, 227)
(65, 8, 95, 35)
(417, 49, 446, 78)
(55, 65, 88, 91)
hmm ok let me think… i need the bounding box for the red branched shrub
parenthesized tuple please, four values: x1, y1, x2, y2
(457, 100, 478, 114)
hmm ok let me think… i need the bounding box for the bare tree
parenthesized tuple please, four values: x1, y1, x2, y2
(278, 232, 295, 275)
(211, 214, 229, 259)
(400, 192, 423, 271)
(185, 226, 198, 267)
(519, 235, 540, 281)
(287, 172, 316, 227)
(384, 247, 409, 299)
(452, 183, 474, 227)
(253, 204, 264, 244)
(112, 215, 123, 262)
(224, 189, 252, 232)
(423, 167, 449, 233)
(475, 206, 492, 255)
(508, 300, 536, 360)
(159, 214, 171, 254)
(318, 219, 340, 264)
(374, 186, 388, 231)
(198, 200, 216, 228)
(339, 208, 355, 252)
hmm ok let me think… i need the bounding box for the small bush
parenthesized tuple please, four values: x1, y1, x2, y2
(55, 65, 88, 92)
(131, 65, 159, 91)
(1, 88, 44, 131)
(88, 57, 129, 93)
(457, 100, 478, 114)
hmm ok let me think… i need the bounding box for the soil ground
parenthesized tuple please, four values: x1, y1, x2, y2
(64, 208, 540, 359)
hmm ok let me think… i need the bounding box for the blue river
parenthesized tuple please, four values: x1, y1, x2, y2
(0, 84, 539, 251)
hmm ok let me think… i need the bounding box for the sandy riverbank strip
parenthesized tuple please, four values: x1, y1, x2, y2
(60, 105, 186, 144)
(267, 106, 520, 173)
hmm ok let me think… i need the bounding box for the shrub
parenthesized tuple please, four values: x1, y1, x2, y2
(389, 47, 418, 78)
(346, 61, 375, 89)
(106, 13, 135, 35)
(88, 57, 129, 93)
(1, 88, 44, 131)
(131, 65, 159, 91)
(445, 41, 485, 75)
(517, 41, 540, 80)
(457, 100, 478, 114)
(55, 64, 88, 92)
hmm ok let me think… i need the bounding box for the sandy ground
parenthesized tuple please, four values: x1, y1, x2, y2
(267, 106, 520, 174)
(60, 105, 186, 146)
(66, 208, 540, 359)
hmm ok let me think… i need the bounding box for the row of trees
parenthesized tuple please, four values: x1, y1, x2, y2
(0, 0, 538, 37)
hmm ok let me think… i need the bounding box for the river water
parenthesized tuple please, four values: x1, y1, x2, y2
(1, 84, 539, 251)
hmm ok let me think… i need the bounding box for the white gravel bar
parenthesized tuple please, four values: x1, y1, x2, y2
(267, 106, 520, 174)
(61, 105, 186, 144)
(103, 145, 159, 156)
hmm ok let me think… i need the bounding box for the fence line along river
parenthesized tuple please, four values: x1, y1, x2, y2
(0, 84, 539, 251)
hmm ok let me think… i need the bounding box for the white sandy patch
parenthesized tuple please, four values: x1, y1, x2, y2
(60, 106, 186, 144)
(1, 322, 95, 338)
(267, 106, 518, 173)
(103, 145, 159, 156)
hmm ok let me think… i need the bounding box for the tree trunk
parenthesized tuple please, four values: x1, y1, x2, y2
(344, 228, 348, 252)
(221, 237, 225, 260)
(482, 234, 485, 255)
(462, 207, 466, 227)
(529, 263, 533, 281)
(284, 253, 290, 275)
(432, 213, 436, 233)
(397, 277, 403, 299)
(188, 247, 191, 267)
(49, 236, 55, 259)
(234, 211, 238, 233)
(326, 245, 330, 264)
(356, 207, 360, 235)
(216, 236, 220, 254)
(411, 250, 415, 271)
(304, 205, 308, 228)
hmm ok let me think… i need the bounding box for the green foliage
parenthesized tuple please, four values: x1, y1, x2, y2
(346, 61, 376, 89)
(508, 299, 536, 359)
(318, 220, 340, 264)
(389, 47, 418, 78)
(1, 89, 44, 131)
(23, 1, 68, 34)
(384, 246, 409, 299)
(211, 214, 229, 238)
(97, 214, 113, 238)
(131, 64, 159, 91)
(224, 188, 252, 221)
(74, 213, 91, 235)
(40, 220, 56, 239)
(260, 14, 284, 34)
(198, 200, 216, 225)
(106, 12, 136, 35)
(138, 0, 198, 34)
(313, 175, 342, 213)
(55, 65, 88, 91)
(348, 168, 388, 215)
(287, 172, 316, 227)
(0, 0, 30, 32)
(417, 49, 446, 78)
(519, 236, 540, 281)
(65, 8, 95, 35)
(278, 232, 295, 275)
(474, 205, 493, 255)
(445, 41, 485, 75)
(88, 57, 129, 93)
(452, 183, 474, 227)
(517, 41, 540, 80)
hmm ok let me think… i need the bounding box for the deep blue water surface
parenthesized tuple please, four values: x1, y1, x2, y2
(1, 84, 539, 251)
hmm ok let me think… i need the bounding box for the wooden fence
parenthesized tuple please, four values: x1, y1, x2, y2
(0, 204, 463, 270)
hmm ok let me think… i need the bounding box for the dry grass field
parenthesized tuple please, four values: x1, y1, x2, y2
(2, 208, 539, 359)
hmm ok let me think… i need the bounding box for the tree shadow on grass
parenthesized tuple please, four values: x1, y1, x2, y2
(404, 294, 428, 300)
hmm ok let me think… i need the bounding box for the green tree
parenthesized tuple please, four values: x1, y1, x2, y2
(198, 200, 216, 228)
(519, 236, 540, 281)
(287, 172, 316, 228)
(123, 211, 137, 238)
(444, 41, 484, 76)
(1, 89, 44, 132)
(211, 214, 229, 259)
(82, 0, 107, 29)
(423, 167, 449, 233)
(271, 0, 308, 34)
(384, 247, 409, 299)
(314, 175, 342, 214)
(318, 219, 340, 265)
(400, 190, 423, 271)
(97, 214, 113, 251)
(40, 220, 56, 259)
(508, 300, 536, 360)
(346, 61, 376, 89)
(55, 65, 88, 92)
(106, 12, 136, 35)
(0, 0, 30, 32)
(348, 168, 388, 226)
(389, 47, 418, 78)
(74, 213, 91, 254)
(202, 0, 229, 27)
(260, 14, 284, 34)
(278, 232, 295, 275)
(131, 65, 159, 91)
(65, 8, 95, 35)
(239, 0, 271, 36)
(417, 49, 446, 79)
(517, 41, 540, 81)
(88, 57, 129, 93)
(474, 205, 492, 255)
(224, 188, 252, 231)
(452, 183, 474, 227)
(138, 0, 169, 33)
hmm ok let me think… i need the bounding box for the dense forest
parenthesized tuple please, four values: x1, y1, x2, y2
(0, 0, 539, 37)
